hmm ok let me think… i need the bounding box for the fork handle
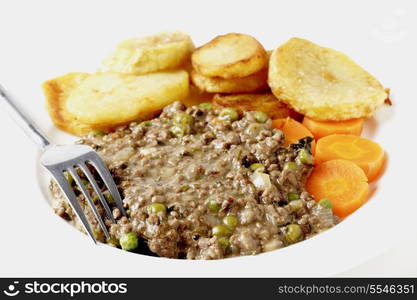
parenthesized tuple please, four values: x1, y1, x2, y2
(0, 84, 51, 150)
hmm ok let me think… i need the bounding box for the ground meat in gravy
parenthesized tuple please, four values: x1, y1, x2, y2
(50, 101, 338, 259)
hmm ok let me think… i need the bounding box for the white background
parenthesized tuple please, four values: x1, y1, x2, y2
(0, 0, 416, 277)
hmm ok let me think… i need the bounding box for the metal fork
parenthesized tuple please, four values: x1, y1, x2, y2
(0, 84, 126, 243)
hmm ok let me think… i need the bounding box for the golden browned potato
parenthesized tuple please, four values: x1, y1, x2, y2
(101, 31, 194, 74)
(43, 72, 99, 136)
(65, 70, 189, 127)
(268, 37, 387, 120)
(212, 92, 299, 119)
(191, 69, 268, 93)
(192, 33, 268, 79)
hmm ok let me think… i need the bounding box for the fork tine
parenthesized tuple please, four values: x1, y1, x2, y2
(77, 162, 115, 223)
(86, 154, 127, 217)
(51, 169, 97, 244)
(67, 166, 110, 240)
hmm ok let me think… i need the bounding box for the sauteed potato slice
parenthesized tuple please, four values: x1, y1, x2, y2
(268, 38, 387, 120)
(65, 70, 189, 126)
(191, 69, 268, 93)
(192, 33, 268, 79)
(43, 72, 99, 136)
(102, 31, 194, 74)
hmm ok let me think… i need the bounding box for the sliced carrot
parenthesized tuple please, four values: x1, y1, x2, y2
(271, 118, 286, 130)
(306, 159, 369, 218)
(315, 134, 384, 181)
(272, 117, 316, 151)
(302, 117, 364, 139)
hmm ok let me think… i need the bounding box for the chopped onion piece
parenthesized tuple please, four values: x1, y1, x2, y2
(263, 239, 283, 252)
(250, 172, 271, 190)
(113, 146, 135, 162)
(139, 147, 157, 156)
(312, 205, 335, 229)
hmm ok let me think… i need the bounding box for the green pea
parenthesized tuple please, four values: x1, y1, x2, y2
(296, 148, 314, 165)
(198, 102, 213, 110)
(173, 112, 194, 126)
(148, 203, 167, 215)
(90, 130, 105, 136)
(75, 178, 89, 191)
(92, 194, 113, 204)
(64, 172, 74, 185)
(284, 224, 303, 244)
(120, 232, 139, 251)
(207, 197, 220, 213)
(208, 202, 220, 213)
(223, 215, 239, 228)
(287, 192, 300, 201)
(218, 108, 239, 122)
(212, 225, 231, 237)
(105, 193, 115, 204)
(283, 162, 298, 171)
(217, 237, 231, 249)
(92, 195, 99, 203)
(249, 163, 265, 173)
(318, 198, 333, 209)
(253, 111, 268, 123)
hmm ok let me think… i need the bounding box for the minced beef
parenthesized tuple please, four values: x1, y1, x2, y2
(50, 101, 338, 259)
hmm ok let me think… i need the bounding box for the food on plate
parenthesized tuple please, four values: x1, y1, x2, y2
(65, 70, 189, 127)
(272, 117, 315, 150)
(306, 159, 369, 218)
(50, 101, 338, 259)
(302, 117, 364, 139)
(101, 31, 194, 74)
(212, 92, 299, 120)
(44, 31, 390, 259)
(192, 33, 268, 79)
(190, 69, 268, 93)
(268, 37, 388, 120)
(43, 72, 99, 136)
(314, 134, 385, 181)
